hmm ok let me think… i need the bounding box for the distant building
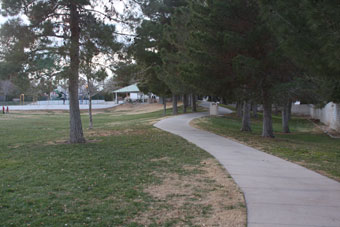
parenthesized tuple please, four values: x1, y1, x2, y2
(113, 83, 157, 103)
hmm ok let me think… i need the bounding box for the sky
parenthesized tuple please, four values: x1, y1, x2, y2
(0, 15, 5, 24)
(0, 1, 141, 80)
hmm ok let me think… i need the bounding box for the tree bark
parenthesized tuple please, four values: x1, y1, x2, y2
(252, 102, 258, 118)
(236, 101, 243, 118)
(69, 3, 85, 143)
(172, 94, 178, 115)
(183, 94, 187, 113)
(282, 100, 290, 133)
(262, 90, 274, 138)
(188, 94, 192, 107)
(148, 92, 152, 103)
(192, 94, 197, 112)
(221, 97, 227, 105)
(88, 92, 93, 129)
(241, 100, 252, 131)
(288, 99, 292, 120)
(163, 95, 167, 115)
(87, 77, 93, 129)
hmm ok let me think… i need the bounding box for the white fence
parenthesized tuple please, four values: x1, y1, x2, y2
(32, 100, 106, 105)
(291, 102, 340, 132)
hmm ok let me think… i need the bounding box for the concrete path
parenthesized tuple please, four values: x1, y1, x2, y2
(3, 102, 119, 111)
(154, 106, 340, 227)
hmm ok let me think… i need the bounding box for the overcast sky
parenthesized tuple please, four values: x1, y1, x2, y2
(0, 15, 6, 24)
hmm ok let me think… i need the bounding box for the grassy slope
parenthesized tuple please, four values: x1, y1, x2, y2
(0, 107, 245, 226)
(193, 112, 340, 181)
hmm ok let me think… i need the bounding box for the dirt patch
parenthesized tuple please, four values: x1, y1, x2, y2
(134, 158, 246, 226)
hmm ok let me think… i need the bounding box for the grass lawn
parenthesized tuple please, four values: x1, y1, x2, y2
(0, 104, 246, 226)
(219, 104, 236, 111)
(193, 112, 340, 181)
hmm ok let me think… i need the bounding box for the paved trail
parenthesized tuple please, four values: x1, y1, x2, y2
(154, 106, 340, 227)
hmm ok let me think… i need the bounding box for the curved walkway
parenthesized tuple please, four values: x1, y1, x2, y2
(154, 108, 340, 227)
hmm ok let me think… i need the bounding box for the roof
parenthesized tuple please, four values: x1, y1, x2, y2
(113, 83, 140, 93)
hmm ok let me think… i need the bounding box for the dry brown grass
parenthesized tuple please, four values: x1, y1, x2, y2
(7, 102, 169, 115)
(134, 158, 246, 226)
(10, 110, 69, 115)
(83, 128, 146, 138)
(109, 102, 174, 115)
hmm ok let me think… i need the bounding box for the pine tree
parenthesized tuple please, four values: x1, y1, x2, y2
(132, 0, 187, 115)
(0, 0, 126, 143)
(132, 18, 172, 114)
(184, 0, 302, 137)
(259, 0, 340, 103)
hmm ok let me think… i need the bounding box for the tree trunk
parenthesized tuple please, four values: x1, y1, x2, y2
(282, 100, 290, 133)
(183, 94, 187, 113)
(236, 101, 243, 118)
(241, 100, 252, 131)
(221, 97, 227, 105)
(172, 94, 178, 115)
(288, 99, 292, 120)
(252, 102, 258, 118)
(148, 92, 152, 103)
(69, 3, 85, 143)
(87, 78, 93, 129)
(192, 94, 197, 112)
(163, 95, 167, 115)
(262, 90, 274, 138)
(88, 93, 93, 129)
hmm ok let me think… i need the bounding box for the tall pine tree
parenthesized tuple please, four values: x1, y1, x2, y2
(0, 0, 126, 143)
(260, 0, 340, 103)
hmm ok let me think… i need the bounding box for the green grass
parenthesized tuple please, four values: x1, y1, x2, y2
(219, 104, 236, 111)
(193, 113, 340, 181)
(0, 107, 215, 226)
